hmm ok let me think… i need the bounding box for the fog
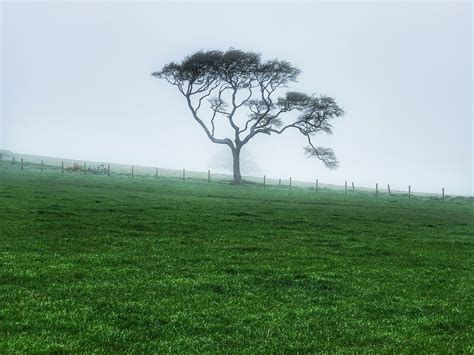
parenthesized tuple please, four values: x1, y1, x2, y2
(1, 1, 472, 195)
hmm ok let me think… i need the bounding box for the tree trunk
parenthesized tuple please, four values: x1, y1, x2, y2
(232, 147, 242, 183)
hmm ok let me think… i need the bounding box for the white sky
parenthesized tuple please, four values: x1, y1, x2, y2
(1, 1, 472, 195)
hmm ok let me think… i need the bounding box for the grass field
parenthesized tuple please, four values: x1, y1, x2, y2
(0, 160, 473, 352)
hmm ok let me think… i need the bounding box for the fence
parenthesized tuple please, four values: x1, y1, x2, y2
(0, 152, 450, 201)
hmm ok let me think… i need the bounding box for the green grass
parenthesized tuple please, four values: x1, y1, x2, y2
(0, 161, 473, 352)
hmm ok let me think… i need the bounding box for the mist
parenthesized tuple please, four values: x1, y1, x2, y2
(1, 1, 472, 195)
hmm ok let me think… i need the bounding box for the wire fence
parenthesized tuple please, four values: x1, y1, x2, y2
(0, 151, 453, 201)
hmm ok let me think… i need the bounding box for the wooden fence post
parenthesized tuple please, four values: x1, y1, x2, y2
(208, 170, 211, 183)
(387, 184, 391, 195)
(183, 168, 185, 180)
(442, 188, 445, 201)
(61, 161, 64, 173)
(345, 181, 347, 194)
(21, 158, 24, 170)
(41, 160, 44, 172)
(376, 183, 378, 196)
(279, 178, 281, 185)
(108, 164, 110, 176)
(316, 179, 318, 191)
(263, 175, 266, 188)
(290, 177, 292, 191)
(408, 185, 411, 198)
(132, 165, 134, 178)
(156, 167, 158, 179)
(352, 182, 354, 191)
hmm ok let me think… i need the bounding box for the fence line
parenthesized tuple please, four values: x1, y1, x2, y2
(0, 153, 452, 200)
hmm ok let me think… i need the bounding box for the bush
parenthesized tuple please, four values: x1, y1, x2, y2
(66, 163, 84, 172)
(65, 163, 108, 175)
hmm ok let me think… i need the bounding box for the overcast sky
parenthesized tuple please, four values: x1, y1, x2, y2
(1, 1, 472, 195)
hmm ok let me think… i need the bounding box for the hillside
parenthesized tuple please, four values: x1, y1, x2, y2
(0, 160, 473, 352)
(0, 150, 457, 197)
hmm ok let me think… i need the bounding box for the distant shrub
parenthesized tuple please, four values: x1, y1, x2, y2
(87, 164, 108, 175)
(66, 163, 84, 172)
(66, 163, 108, 175)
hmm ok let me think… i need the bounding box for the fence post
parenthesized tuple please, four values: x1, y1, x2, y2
(41, 160, 44, 172)
(132, 165, 134, 178)
(352, 182, 354, 191)
(376, 183, 378, 196)
(387, 184, 391, 195)
(408, 185, 411, 198)
(183, 168, 185, 180)
(279, 178, 281, 185)
(21, 158, 24, 170)
(156, 167, 158, 179)
(290, 177, 292, 191)
(108, 164, 110, 176)
(61, 161, 64, 174)
(442, 187, 445, 201)
(345, 181, 347, 194)
(208, 170, 211, 183)
(263, 175, 266, 188)
(316, 179, 318, 191)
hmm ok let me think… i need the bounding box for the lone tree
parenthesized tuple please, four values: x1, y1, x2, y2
(152, 49, 344, 183)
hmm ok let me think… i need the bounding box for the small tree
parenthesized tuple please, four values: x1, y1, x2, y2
(152, 49, 344, 183)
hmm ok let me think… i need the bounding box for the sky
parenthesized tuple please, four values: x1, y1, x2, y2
(1, 1, 472, 195)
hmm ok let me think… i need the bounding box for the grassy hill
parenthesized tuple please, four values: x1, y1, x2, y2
(1, 149, 445, 196)
(0, 160, 473, 352)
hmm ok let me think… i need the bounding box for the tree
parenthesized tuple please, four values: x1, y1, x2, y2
(210, 147, 262, 176)
(152, 49, 344, 183)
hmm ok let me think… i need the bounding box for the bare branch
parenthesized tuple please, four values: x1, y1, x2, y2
(186, 95, 234, 149)
(195, 81, 221, 112)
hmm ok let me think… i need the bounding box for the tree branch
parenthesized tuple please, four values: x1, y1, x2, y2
(303, 135, 339, 169)
(186, 95, 234, 149)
